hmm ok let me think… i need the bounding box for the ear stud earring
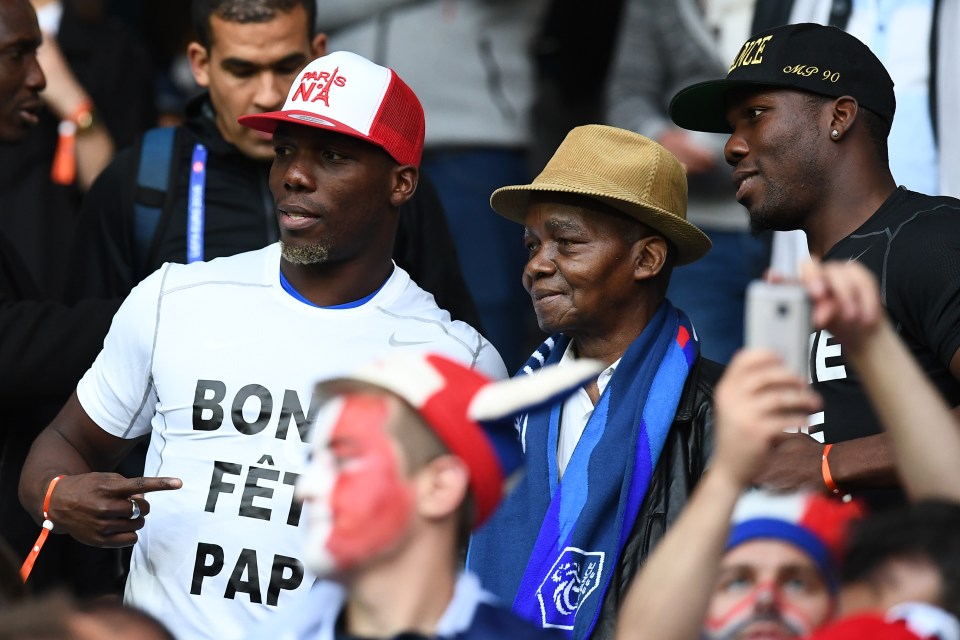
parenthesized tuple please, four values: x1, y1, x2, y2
(831, 129, 840, 139)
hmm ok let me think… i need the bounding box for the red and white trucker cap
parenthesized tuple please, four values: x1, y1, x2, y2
(239, 50, 425, 167)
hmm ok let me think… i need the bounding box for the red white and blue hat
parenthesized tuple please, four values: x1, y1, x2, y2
(728, 489, 866, 591)
(239, 51, 425, 167)
(313, 353, 602, 528)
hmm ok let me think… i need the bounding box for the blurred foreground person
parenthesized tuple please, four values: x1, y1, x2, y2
(247, 351, 602, 639)
(705, 490, 864, 640)
(617, 261, 960, 640)
(0, 593, 174, 640)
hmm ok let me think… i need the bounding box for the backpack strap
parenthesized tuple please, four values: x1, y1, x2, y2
(133, 126, 177, 277)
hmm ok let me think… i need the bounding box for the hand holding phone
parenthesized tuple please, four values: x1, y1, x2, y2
(744, 281, 812, 380)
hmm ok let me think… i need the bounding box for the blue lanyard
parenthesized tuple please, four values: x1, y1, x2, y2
(187, 143, 207, 263)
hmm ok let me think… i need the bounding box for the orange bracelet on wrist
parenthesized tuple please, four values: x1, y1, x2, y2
(821, 444, 841, 495)
(68, 100, 95, 133)
(50, 99, 94, 186)
(20, 475, 66, 582)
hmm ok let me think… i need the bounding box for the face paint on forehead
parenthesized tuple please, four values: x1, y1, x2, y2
(330, 392, 393, 439)
(704, 581, 819, 640)
(300, 392, 416, 578)
(303, 392, 395, 471)
(301, 392, 396, 494)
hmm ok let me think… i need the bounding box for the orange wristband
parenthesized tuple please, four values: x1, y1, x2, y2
(68, 100, 95, 132)
(42, 474, 65, 519)
(21, 475, 66, 582)
(821, 444, 841, 495)
(50, 99, 93, 186)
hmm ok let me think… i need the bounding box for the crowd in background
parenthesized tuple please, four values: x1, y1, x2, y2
(1, 1, 959, 639)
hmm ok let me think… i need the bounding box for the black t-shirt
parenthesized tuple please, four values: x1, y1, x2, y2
(811, 187, 960, 443)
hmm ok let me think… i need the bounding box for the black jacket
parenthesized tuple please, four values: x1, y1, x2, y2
(0, 230, 121, 596)
(592, 355, 721, 640)
(0, 2, 155, 295)
(0, 4, 150, 594)
(62, 95, 483, 331)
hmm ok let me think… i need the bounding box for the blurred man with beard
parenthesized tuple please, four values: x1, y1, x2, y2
(615, 260, 960, 640)
(705, 491, 863, 640)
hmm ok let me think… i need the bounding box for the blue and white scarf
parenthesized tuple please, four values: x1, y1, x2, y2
(468, 301, 698, 639)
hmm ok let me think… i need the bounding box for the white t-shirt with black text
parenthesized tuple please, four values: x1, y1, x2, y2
(77, 243, 506, 640)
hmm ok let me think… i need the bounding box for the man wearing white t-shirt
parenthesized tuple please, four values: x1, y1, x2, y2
(19, 51, 505, 640)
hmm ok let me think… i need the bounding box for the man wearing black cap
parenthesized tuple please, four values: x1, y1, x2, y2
(669, 23, 960, 501)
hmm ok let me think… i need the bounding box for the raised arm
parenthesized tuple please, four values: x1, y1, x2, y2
(36, 34, 115, 190)
(616, 350, 820, 640)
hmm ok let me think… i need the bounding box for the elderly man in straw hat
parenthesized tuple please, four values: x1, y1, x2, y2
(468, 124, 720, 640)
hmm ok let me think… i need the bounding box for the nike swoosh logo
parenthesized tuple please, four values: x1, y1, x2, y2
(388, 333, 431, 347)
(848, 246, 871, 262)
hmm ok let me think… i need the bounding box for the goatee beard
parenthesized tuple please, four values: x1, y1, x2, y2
(280, 241, 330, 265)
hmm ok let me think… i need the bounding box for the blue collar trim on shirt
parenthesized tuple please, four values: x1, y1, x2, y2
(279, 267, 390, 309)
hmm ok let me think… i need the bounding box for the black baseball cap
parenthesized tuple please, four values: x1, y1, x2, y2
(669, 23, 895, 134)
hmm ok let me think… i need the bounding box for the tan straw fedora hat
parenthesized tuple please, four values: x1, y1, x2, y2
(490, 125, 711, 265)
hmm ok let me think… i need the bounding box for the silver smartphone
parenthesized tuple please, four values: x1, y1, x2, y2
(744, 281, 812, 379)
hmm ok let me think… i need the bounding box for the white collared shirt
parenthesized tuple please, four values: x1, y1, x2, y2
(556, 342, 620, 478)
